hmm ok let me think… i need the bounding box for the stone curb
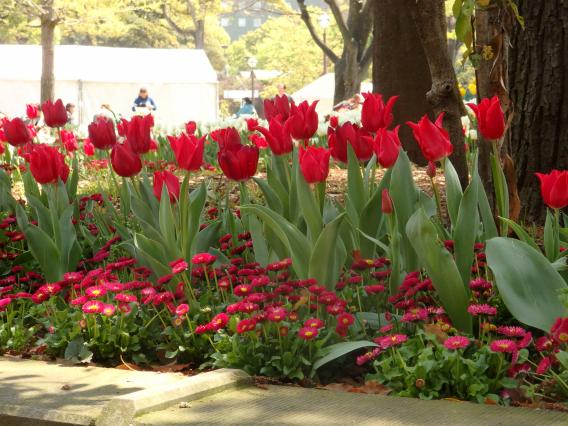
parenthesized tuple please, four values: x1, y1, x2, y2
(95, 368, 250, 426)
(1, 405, 93, 426)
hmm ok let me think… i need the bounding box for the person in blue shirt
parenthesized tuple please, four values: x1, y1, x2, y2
(132, 87, 156, 111)
(236, 97, 256, 117)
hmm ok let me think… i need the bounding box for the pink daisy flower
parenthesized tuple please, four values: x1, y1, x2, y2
(175, 304, 189, 316)
(82, 300, 104, 314)
(444, 336, 470, 350)
(467, 304, 497, 316)
(375, 334, 408, 349)
(496, 326, 527, 338)
(298, 326, 319, 340)
(489, 339, 517, 353)
(304, 318, 324, 329)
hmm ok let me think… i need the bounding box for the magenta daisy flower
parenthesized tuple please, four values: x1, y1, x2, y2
(298, 326, 319, 340)
(375, 334, 408, 349)
(496, 326, 526, 337)
(489, 339, 517, 353)
(444, 336, 470, 350)
(467, 303, 497, 316)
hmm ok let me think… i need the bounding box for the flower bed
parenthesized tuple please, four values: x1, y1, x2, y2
(0, 94, 567, 408)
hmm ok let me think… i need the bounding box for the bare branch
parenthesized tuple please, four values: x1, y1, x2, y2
(324, 0, 351, 41)
(297, 0, 340, 63)
(360, 43, 373, 70)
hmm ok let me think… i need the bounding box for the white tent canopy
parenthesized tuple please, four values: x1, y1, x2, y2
(0, 45, 219, 130)
(292, 73, 373, 116)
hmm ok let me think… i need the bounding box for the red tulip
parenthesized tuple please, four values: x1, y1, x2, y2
(286, 101, 319, 141)
(210, 127, 241, 150)
(371, 126, 401, 168)
(111, 142, 142, 177)
(83, 139, 95, 156)
(535, 170, 568, 209)
(61, 130, 78, 153)
(249, 134, 268, 149)
(299, 146, 330, 184)
(126, 115, 153, 154)
(255, 118, 293, 155)
(407, 113, 453, 163)
(328, 122, 373, 163)
(41, 99, 67, 128)
(88, 117, 117, 150)
(329, 115, 339, 128)
(381, 189, 393, 214)
(117, 118, 129, 137)
(246, 118, 259, 132)
(467, 96, 505, 140)
(218, 143, 259, 181)
(168, 133, 204, 171)
(29, 144, 69, 184)
(185, 120, 197, 135)
(26, 104, 40, 120)
(264, 95, 290, 122)
(2, 117, 32, 146)
(153, 170, 180, 202)
(361, 93, 398, 133)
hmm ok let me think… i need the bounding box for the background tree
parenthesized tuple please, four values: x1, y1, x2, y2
(373, 0, 468, 186)
(227, 13, 342, 96)
(297, 0, 374, 104)
(509, 0, 568, 221)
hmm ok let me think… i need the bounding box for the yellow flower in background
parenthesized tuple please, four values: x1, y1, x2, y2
(468, 83, 477, 96)
(459, 86, 466, 98)
(477, 0, 491, 6)
(482, 45, 494, 60)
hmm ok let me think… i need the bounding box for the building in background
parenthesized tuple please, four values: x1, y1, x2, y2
(220, 0, 327, 40)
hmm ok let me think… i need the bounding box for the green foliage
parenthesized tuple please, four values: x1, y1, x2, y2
(486, 237, 568, 331)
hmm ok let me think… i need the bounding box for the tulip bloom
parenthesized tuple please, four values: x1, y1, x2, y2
(328, 122, 373, 163)
(407, 113, 453, 163)
(255, 118, 293, 155)
(61, 129, 78, 153)
(249, 134, 268, 149)
(264, 95, 290, 122)
(88, 117, 117, 150)
(185, 120, 197, 135)
(535, 170, 568, 209)
(299, 146, 330, 184)
(117, 118, 129, 137)
(286, 100, 318, 141)
(467, 96, 505, 140)
(153, 170, 180, 202)
(41, 99, 67, 128)
(371, 126, 401, 168)
(210, 127, 242, 150)
(218, 143, 259, 181)
(26, 104, 40, 120)
(245, 118, 259, 132)
(83, 139, 95, 156)
(2, 117, 32, 146)
(361, 93, 398, 133)
(111, 142, 142, 177)
(168, 133, 204, 171)
(381, 189, 393, 214)
(29, 144, 69, 184)
(126, 115, 153, 154)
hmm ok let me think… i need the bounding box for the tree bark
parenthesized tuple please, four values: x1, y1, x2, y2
(410, 0, 469, 187)
(40, 2, 57, 103)
(194, 19, 205, 49)
(509, 0, 568, 222)
(373, 0, 433, 164)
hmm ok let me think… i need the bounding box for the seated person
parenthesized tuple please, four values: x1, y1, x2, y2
(132, 87, 156, 111)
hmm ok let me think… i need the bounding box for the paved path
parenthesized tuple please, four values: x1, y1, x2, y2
(135, 385, 568, 426)
(1, 357, 567, 426)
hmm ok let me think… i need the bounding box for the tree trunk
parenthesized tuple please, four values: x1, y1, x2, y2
(333, 45, 361, 104)
(40, 12, 57, 103)
(509, 0, 568, 222)
(373, 0, 433, 164)
(410, 0, 469, 188)
(194, 19, 205, 49)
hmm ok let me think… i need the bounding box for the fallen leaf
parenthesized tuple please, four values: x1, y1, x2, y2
(423, 323, 449, 344)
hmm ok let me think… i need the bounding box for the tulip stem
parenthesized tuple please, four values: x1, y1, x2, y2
(431, 177, 443, 223)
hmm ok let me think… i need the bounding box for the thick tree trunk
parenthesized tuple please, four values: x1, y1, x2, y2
(411, 0, 469, 188)
(334, 45, 361, 104)
(40, 13, 57, 103)
(373, 0, 433, 164)
(509, 0, 568, 222)
(475, 5, 521, 222)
